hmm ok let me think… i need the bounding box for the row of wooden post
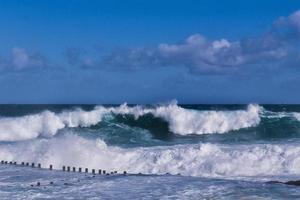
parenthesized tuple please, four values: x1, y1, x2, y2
(0, 160, 127, 175)
(61, 165, 124, 175)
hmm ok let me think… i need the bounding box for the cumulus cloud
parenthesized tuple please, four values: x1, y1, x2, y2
(11, 48, 30, 70)
(99, 10, 300, 74)
(3, 10, 300, 75)
(0, 47, 48, 72)
(273, 10, 300, 40)
(64, 48, 95, 69)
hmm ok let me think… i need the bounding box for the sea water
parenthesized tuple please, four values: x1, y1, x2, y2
(0, 102, 300, 199)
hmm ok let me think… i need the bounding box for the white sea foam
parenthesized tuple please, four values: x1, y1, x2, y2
(0, 102, 262, 141)
(0, 111, 64, 141)
(149, 102, 261, 135)
(1, 134, 300, 178)
(0, 108, 108, 141)
(293, 112, 300, 121)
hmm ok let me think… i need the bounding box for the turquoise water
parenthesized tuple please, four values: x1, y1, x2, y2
(0, 103, 300, 199)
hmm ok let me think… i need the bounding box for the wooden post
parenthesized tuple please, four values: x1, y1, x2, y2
(62, 166, 66, 171)
(78, 167, 82, 172)
(85, 168, 88, 173)
(92, 169, 95, 174)
(38, 163, 41, 168)
(67, 166, 70, 172)
(98, 169, 102, 174)
(31, 163, 35, 168)
(73, 167, 76, 172)
(123, 171, 127, 175)
(49, 165, 53, 170)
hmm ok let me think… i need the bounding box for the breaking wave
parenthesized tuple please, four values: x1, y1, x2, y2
(293, 113, 300, 121)
(1, 134, 300, 179)
(0, 108, 107, 141)
(0, 102, 262, 141)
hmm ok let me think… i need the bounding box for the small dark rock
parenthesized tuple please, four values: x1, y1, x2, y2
(267, 180, 300, 186)
(285, 180, 300, 186)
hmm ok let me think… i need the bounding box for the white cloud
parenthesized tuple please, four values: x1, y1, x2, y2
(100, 10, 300, 74)
(12, 47, 30, 70)
(6, 10, 300, 75)
(212, 39, 231, 49)
(0, 47, 48, 72)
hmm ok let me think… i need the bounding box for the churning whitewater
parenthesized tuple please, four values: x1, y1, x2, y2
(1, 103, 300, 181)
(1, 134, 300, 179)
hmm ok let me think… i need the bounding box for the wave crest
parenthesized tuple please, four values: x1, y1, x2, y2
(0, 108, 107, 141)
(151, 103, 261, 135)
(0, 103, 262, 141)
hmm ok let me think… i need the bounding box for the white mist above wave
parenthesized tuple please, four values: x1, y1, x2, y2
(0, 102, 262, 141)
(1, 133, 300, 179)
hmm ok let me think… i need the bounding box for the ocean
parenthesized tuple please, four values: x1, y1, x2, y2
(1, 101, 300, 199)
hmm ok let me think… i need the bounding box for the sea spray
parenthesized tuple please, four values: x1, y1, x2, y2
(1, 134, 300, 178)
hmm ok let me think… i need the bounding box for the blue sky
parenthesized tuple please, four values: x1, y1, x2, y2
(0, 0, 300, 104)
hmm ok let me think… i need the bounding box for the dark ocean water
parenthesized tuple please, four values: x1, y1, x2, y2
(0, 102, 300, 199)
